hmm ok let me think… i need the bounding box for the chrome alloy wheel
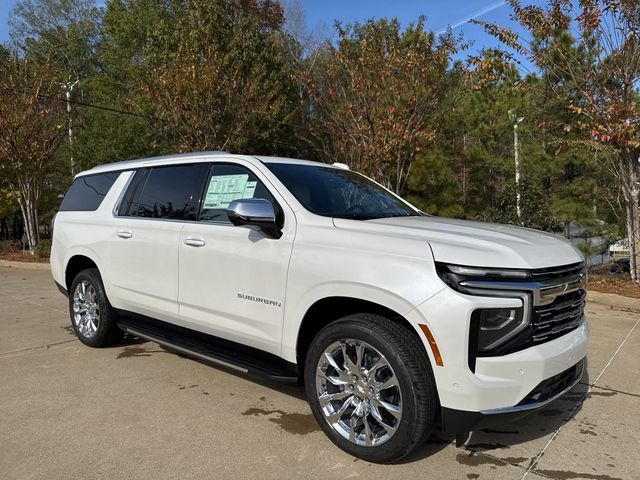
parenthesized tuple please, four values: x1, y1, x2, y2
(316, 339, 402, 447)
(72, 280, 100, 338)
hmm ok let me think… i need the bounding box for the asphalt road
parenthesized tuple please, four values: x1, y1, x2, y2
(1, 263, 639, 480)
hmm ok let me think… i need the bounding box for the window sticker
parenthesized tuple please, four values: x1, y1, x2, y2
(203, 174, 257, 209)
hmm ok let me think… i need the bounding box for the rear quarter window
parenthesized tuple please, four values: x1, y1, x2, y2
(59, 172, 120, 212)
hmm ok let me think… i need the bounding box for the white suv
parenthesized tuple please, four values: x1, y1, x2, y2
(51, 152, 587, 463)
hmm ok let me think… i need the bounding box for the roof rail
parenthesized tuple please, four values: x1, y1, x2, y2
(332, 162, 350, 170)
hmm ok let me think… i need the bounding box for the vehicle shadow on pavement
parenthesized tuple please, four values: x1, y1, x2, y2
(113, 332, 148, 347)
(109, 336, 309, 400)
(157, 343, 309, 400)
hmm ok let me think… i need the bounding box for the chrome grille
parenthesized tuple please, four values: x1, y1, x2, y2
(531, 289, 585, 344)
(530, 262, 586, 306)
(529, 262, 584, 281)
(457, 261, 585, 307)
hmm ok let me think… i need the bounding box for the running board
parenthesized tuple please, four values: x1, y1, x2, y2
(117, 315, 299, 384)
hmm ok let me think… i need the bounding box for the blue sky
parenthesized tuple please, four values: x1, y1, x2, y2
(0, 0, 543, 68)
(0, 1, 14, 43)
(302, 0, 517, 37)
(300, 0, 542, 70)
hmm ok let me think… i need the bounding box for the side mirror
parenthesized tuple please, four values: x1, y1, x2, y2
(226, 199, 282, 239)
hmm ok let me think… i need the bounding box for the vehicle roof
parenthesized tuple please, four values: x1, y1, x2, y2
(77, 152, 333, 177)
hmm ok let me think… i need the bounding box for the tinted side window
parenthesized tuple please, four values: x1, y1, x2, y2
(116, 168, 149, 217)
(200, 164, 282, 225)
(125, 164, 206, 220)
(59, 172, 120, 212)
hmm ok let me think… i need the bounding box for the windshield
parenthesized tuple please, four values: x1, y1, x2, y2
(266, 163, 421, 220)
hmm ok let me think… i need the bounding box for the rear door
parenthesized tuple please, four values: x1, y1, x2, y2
(109, 163, 207, 322)
(178, 161, 296, 355)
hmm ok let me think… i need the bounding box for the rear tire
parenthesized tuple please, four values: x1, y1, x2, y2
(304, 313, 439, 463)
(68, 268, 123, 347)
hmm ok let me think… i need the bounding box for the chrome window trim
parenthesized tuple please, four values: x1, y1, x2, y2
(111, 214, 235, 228)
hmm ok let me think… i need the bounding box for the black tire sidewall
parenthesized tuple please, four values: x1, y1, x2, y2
(68, 269, 119, 347)
(304, 315, 437, 463)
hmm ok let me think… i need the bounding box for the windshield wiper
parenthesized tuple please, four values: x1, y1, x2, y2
(333, 214, 378, 221)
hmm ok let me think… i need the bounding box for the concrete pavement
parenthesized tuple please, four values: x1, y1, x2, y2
(1, 265, 638, 480)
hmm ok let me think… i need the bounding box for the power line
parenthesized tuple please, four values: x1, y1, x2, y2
(0, 84, 314, 133)
(0, 83, 322, 156)
(0, 85, 162, 121)
(0, 82, 330, 158)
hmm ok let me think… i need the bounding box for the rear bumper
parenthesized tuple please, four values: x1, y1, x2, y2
(441, 358, 585, 433)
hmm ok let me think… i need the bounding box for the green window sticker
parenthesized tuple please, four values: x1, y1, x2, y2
(203, 174, 258, 209)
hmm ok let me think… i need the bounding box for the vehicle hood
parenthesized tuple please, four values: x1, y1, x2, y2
(333, 215, 583, 269)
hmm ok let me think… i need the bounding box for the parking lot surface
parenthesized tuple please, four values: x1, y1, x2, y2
(1, 264, 639, 480)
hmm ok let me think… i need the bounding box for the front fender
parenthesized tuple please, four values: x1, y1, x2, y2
(280, 280, 444, 364)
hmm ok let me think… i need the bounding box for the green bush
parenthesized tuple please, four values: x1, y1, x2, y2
(0, 240, 20, 254)
(33, 239, 52, 259)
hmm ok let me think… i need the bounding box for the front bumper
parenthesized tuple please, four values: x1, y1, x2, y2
(441, 358, 585, 433)
(407, 285, 589, 416)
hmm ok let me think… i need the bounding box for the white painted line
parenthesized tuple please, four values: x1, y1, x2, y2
(521, 316, 640, 479)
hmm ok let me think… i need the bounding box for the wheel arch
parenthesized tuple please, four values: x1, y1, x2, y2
(294, 296, 429, 375)
(65, 254, 100, 291)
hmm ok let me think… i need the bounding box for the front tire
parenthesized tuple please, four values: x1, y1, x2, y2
(304, 314, 439, 463)
(69, 268, 122, 347)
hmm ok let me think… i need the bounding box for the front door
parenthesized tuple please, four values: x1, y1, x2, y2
(178, 161, 295, 355)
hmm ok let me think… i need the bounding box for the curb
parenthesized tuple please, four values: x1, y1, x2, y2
(587, 290, 640, 312)
(0, 259, 51, 270)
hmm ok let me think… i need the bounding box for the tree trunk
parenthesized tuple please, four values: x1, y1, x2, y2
(16, 180, 40, 253)
(621, 156, 640, 282)
(462, 134, 468, 204)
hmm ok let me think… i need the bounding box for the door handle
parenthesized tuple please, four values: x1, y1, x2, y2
(117, 230, 133, 239)
(184, 238, 205, 247)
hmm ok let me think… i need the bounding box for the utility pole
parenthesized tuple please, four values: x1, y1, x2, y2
(63, 79, 79, 176)
(509, 110, 524, 222)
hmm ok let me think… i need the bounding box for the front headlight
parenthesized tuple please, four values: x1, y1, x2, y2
(473, 307, 525, 351)
(436, 263, 533, 371)
(468, 298, 530, 372)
